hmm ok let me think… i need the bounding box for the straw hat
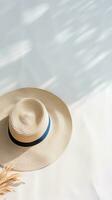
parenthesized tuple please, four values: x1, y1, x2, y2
(0, 88, 72, 172)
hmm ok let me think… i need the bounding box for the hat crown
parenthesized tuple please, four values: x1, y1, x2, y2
(9, 98, 49, 143)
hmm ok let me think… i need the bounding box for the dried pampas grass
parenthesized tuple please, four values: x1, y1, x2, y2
(0, 165, 21, 197)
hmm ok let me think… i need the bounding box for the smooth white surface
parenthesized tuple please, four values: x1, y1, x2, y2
(0, 0, 112, 199)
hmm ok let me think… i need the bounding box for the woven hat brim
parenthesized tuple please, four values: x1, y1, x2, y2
(0, 88, 72, 171)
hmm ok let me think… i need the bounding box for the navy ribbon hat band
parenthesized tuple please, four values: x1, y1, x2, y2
(8, 117, 51, 147)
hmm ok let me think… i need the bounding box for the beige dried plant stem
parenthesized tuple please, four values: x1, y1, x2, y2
(0, 165, 21, 197)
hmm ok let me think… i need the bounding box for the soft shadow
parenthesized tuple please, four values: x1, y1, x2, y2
(0, 0, 112, 105)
